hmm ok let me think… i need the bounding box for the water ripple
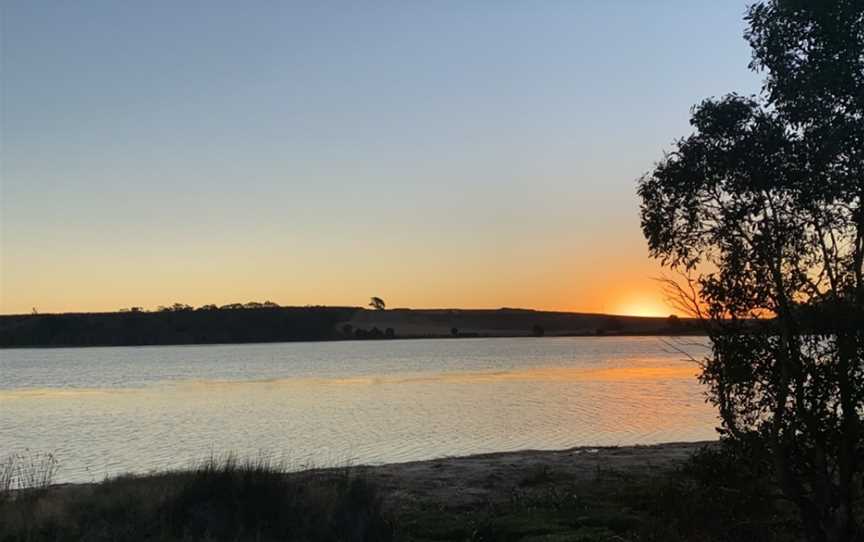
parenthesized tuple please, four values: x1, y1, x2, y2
(0, 337, 717, 482)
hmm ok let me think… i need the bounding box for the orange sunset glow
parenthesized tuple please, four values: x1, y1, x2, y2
(0, 2, 758, 318)
(0, 210, 677, 316)
(3, 2, 859, 540)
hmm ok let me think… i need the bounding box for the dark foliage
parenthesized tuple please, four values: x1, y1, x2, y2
(398, 443, 797, 542)
(353, 326, 394, 340)
(0, 458, 392, 542)
(0, 307, 359, 347)
(3, 306, 702, 347)
(632, 441, 796, 541)
(638, 1, 864, 540)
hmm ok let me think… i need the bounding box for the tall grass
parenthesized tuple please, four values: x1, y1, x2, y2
(0, 454, 392, 542)
(0, 452, 58, 502)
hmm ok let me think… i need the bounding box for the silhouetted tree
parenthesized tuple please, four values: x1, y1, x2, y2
(638, 2, 863, 540)
(158, 303, 193, 312)
(666, 314, 681, 329)
(369, 297, 386, 311)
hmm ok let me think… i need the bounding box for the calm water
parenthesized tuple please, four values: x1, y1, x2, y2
(0, 337, 717, 483)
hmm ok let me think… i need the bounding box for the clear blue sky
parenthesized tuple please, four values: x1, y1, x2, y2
(1, 1, 761, 315)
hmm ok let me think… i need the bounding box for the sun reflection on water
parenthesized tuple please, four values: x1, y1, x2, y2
(0, 337, 717, 482)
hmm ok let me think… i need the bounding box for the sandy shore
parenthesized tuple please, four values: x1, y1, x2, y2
(40, 441, 710, 506)
(354, 441, 711, 512)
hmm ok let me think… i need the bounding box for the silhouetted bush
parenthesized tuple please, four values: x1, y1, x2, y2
(353, 327, 389, 340)
(632, 441, 794, 541)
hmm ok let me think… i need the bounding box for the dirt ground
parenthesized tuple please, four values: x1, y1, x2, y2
(361, 441, 708, 511)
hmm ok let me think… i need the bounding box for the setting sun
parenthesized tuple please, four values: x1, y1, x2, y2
(608, 292, 674, 318)
(616, 305, 671, 318)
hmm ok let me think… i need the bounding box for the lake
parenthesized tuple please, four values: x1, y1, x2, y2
(0, 337, 717, 483)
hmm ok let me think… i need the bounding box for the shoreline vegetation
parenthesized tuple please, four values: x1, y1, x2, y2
(0, 441, 799, 541)
(0, 306, 700, 348)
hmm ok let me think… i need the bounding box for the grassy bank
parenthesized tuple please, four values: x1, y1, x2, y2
(1, 455, 392, 542)
(0, 443, 798, 541)
(393, 445, 794, 541)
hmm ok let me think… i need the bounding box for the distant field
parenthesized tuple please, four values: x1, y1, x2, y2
(0, 307, 697, 348)
(347, 308, 696, 338)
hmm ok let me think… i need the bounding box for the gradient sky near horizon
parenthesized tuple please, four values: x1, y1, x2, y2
(1, 1, 761, 316)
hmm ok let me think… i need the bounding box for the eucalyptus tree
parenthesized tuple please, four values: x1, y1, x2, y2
(638, 2, 863, 540)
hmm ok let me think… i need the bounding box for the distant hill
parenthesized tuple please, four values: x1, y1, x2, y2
(346, 308, 696, 338)
(0, 307, 359, 348)
(0, 307, 698, 348)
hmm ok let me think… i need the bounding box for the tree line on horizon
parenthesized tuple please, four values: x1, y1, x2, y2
(115, 296, 391, 314)
(0, 306, 360, 347)
(117, 300, 284, 313)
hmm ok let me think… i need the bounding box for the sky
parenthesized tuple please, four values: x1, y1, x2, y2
(0, 1, 761, 316)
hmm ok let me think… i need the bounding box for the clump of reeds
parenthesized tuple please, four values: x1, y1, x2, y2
(0, 451, 59, 502)
(0, 452, 392, 542)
